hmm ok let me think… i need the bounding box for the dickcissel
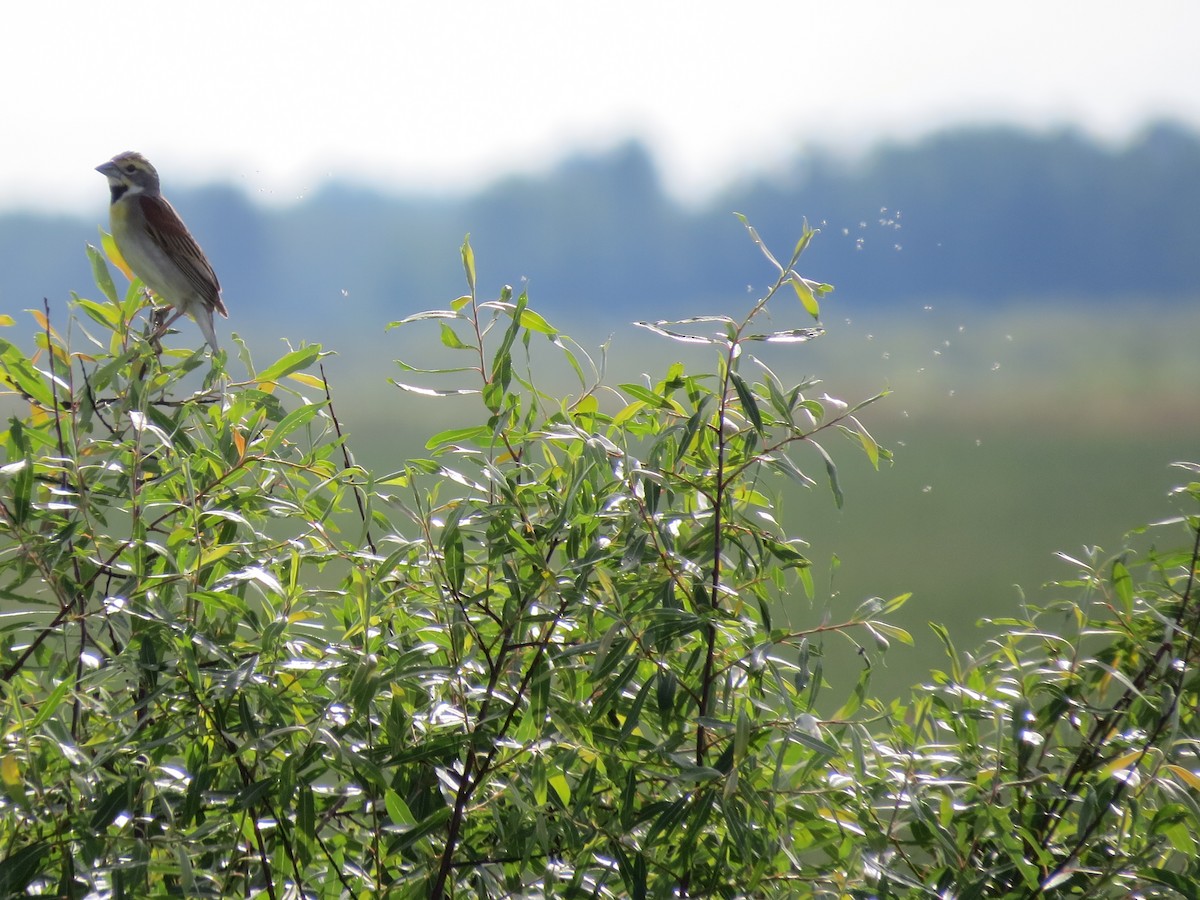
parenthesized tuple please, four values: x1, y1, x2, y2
(96, 151, 228, 350)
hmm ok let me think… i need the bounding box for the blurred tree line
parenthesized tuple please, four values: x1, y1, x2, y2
(3, 121, 1198, 343)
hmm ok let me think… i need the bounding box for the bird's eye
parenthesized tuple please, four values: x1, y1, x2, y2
(124, 165, 137, 173)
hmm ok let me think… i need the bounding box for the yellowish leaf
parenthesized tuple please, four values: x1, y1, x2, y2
(288, 372, 327, 390)
(101, 231, 134, 281)
(1166, 764, 1200, 793)
(1099, 750, 1143, 779)
(0, 754, 19, 787)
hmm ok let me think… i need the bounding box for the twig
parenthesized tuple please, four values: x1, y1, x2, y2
(319, 363, 376, 555)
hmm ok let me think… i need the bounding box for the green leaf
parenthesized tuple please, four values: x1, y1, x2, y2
(425, 425, 491, 449)
(442, 522, 465, 593)
(1111, 559, 1134, 614)
(735, 213, 784, 272)
(0, 339, 55, 408)
(518, 307, 557, 335)
(1142, 867, 1200, 899)
(0, 842, 51, 897)
(790, 274, 821, 318)
(86, 242, 119, 304)
(387, 309, 462, 327)
(28, 679, 71, 728)
(260, 403, 323, 456)
(620, 383, 672, 409)
(792, 222, 815, 260)
(461, 235, 476, 294)
(808, 439, 844, 508)
(729, 371, 764, 434)
(855, 424, 880, 469)
(385, 789, 415, 826)
(256, 346, 322, 383)
(90, 780, 135, 829)
(438, 322, 473, 350)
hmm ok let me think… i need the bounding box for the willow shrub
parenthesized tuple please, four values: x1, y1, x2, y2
(0, 222, 1197, 899)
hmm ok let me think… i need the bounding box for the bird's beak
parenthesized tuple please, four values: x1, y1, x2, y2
(95, 160, 118, 177)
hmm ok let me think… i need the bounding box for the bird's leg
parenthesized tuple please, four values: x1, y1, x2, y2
(146, 307, 184, 355)
(149, 307, 184, 338)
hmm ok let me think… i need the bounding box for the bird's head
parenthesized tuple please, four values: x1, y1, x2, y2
(96, 151, 161, 199)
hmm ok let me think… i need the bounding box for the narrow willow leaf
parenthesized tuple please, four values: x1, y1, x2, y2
(438, 322, 474, 350)
(675, 399, 710, 465)
(620, 383, 671, 408)
(592, 622, 625, 680)
(790, 274, 821, 318)
(611, 400, 645, 427)
(517, 307, 557, 335)
(743, 327, 825, 343)
(880, 592, 912, 615)
(385, 789, 416, 826)
(0, 340, 55, 408)
(570, 394, 598, 417)
(1098, 749, 1144, 779)
(1111, 560, 1134, 615)
(856, 425, 880, 469)
(729, 371, 764, 434)
(735, 213, 783, 272)
(387, 310, 462, 328)
(619, 678, 655, 742)
(256, 346, 322, 383)
(1165, 764, 1200, 793)
(790, 729, 838, 757)
(86, 243, 120, 304)
(792, 224, 815, 261)
(439, 525, 460, 595)
(653, 315, 735, 325)
(391, 381, 479, 398)
(99, 229, 134, 281)
(633, 321, 720, 344)
(461, 236, 476, 293)
(808, 439, 844, 508)
(260, 403, 322, 456)
(0, 755, 18, 789)
(28, 679, 71, 729)
(287, 372, 326, 390)
(734, 707, 750, 762)
(549, 773, 570, 804)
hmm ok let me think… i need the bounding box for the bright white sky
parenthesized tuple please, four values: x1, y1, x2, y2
(4, 1, 1198, 213)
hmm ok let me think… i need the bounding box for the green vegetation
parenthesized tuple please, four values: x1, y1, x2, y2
(0, 227, 1198, 897)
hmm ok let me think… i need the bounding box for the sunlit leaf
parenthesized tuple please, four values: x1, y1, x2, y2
(86, 242, 120, 304)
(439, 322, 473, 350)
(288, 372, 326, 390)
(256, 346, 322, 383)
(790, 274, 821, 318)
(99, 228, 134, 281)
(461, 235, 476, 293)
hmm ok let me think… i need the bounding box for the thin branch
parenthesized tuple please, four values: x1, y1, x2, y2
(319, 362, 376, 555)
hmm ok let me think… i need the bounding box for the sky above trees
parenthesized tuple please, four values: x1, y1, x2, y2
(6, 1, 1199, 213)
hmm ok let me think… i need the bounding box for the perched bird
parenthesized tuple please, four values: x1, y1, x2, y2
(96, 151, 228, 350)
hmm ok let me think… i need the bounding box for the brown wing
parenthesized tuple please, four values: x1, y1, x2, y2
(138, 194, 229, 318)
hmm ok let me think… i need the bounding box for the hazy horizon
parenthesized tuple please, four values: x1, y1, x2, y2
(7, 2, 1199, 213)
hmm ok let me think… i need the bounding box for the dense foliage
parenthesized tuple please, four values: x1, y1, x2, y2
(0, 225, 1197, 897)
